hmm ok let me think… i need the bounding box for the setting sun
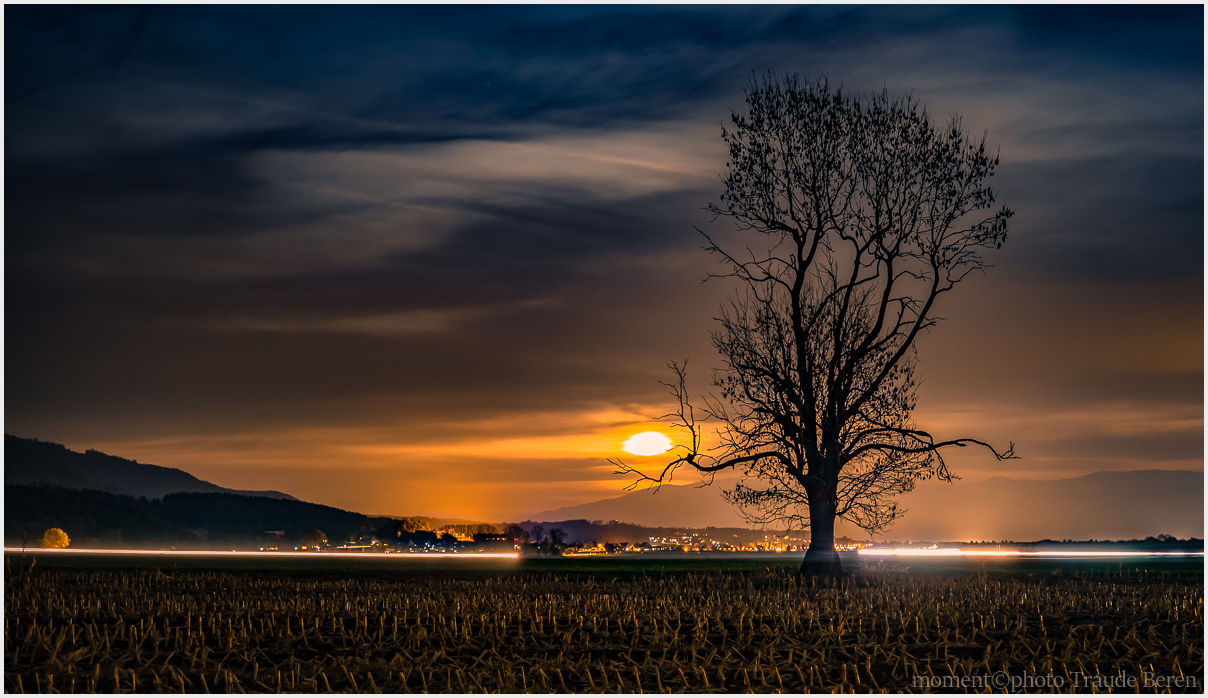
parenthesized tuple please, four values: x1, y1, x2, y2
(621, 431, 673, 456)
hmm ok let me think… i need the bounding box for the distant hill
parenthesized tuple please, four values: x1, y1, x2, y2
(536, 483, 749, 529)
(4, 484, 373, 547)
(536, 470, 1204, 540)
(4, 435, 295, 501)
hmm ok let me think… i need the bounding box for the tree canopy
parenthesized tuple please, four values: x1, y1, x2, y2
(616, 75, 1014, 574)
(41, 527, 70, 549)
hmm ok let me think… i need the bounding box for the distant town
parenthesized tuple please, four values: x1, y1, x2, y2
(255, 523, 1200, 557)
(253, 523, 828, 555)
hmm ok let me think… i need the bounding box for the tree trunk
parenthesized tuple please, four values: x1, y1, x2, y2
(799, 493, 843, 576)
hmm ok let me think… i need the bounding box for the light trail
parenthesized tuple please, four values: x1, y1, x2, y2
(5, 547, 1200, 560)
(4, 547, 520, 559)
(857, 547, 1203, 558)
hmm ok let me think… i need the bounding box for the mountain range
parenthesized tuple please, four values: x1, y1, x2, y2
(537, 469, 1204, 541)
(5, 434, 295, 501)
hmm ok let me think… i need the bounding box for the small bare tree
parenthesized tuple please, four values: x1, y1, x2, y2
(615, 75, 1016, 574)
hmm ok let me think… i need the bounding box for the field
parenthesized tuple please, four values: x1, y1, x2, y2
(5, 553, 1203, 693)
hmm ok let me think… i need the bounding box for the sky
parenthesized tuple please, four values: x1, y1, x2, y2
(5, 5, 1203, 523)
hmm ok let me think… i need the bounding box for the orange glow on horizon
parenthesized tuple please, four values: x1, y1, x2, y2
(72, 395, 1203, 525)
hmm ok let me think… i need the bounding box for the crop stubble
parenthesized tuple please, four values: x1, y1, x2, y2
(4, 563, 1202, 693)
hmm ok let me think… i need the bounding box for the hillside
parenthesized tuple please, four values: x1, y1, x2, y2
(5, 484, 374, 547)
(536, 470, 1204, 540)
(5, 435, 295, 501)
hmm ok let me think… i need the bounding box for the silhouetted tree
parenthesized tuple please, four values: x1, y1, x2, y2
(399, 516, 433, 531)
(403, 529, 437, 548)
(301, 528, 327, 549)
(615, 75, 1015, 575)
(504, 524, 530, 544)
(540, 528, 566, 557)
(41, 527, 70, 549)
(375, 520, 405, 542)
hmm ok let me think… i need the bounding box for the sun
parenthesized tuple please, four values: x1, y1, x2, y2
(621, 431, 674, 456)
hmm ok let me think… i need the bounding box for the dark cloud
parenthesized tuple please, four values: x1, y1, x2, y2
(996, 152, 1203, 282)
(1007, 5, 1204, 71)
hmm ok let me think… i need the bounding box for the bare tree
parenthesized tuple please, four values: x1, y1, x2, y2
(615, 75, 1016, 575)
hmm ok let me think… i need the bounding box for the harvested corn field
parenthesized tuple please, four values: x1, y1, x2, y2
(4, 556, 1202, 693)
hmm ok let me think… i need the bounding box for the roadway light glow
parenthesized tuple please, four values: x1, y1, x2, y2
(857, 548, 1203, 558)
(5, 547, 521, 559)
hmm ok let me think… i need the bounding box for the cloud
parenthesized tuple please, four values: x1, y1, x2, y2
(210, 297, 557, 338)
(253, 126, 720, 204)
(5, 5, 1201, 519)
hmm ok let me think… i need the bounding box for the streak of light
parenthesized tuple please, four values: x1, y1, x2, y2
(4, 547, 520, 559)
(857, 547, 1203, 558)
